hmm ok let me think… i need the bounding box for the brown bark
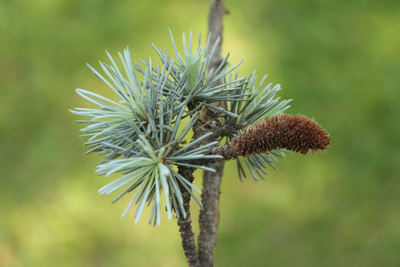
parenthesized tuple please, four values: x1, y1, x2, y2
(177, 166, 200, 267)
(197, 1, 228, 266)
(177, 1, 228, 266)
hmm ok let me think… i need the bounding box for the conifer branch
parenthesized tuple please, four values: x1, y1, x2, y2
(71, 2, 331, 265)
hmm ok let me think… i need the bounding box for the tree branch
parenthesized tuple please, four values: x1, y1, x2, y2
(197, 1, 228, 266)
(198, 160, 225, 267)
(207, 0, 229, 70)
(177, 166, 200, 267)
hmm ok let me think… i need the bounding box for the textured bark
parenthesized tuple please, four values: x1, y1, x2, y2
(198, 161, 225, 267)
(207, 0, 228, 70)
(177, 166, 199, 267)
(197, 1, 228, 266)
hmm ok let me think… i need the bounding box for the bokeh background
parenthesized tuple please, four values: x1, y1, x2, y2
(1, 0, 399, 266)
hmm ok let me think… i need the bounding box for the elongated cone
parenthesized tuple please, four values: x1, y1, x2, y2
(215, 114, 330, 159)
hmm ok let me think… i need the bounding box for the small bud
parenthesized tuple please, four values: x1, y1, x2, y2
(215, 114, 330, 159)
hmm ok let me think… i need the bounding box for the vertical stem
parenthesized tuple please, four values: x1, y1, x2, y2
(198, 160, 225, 267)
(177, 1, 228, 265)
(177, 166, 200, 267)
(198, 1, 228, 266)
(207, 0, 228, 68)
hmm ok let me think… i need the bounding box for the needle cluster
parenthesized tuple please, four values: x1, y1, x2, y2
(71, 31, 329, 225)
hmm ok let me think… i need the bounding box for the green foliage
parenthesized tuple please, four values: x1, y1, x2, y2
(71, 31, 290, 225)
(71, 36, 223, 225)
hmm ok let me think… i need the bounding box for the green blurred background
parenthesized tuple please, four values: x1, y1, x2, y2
(1, 0, 399, 266)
